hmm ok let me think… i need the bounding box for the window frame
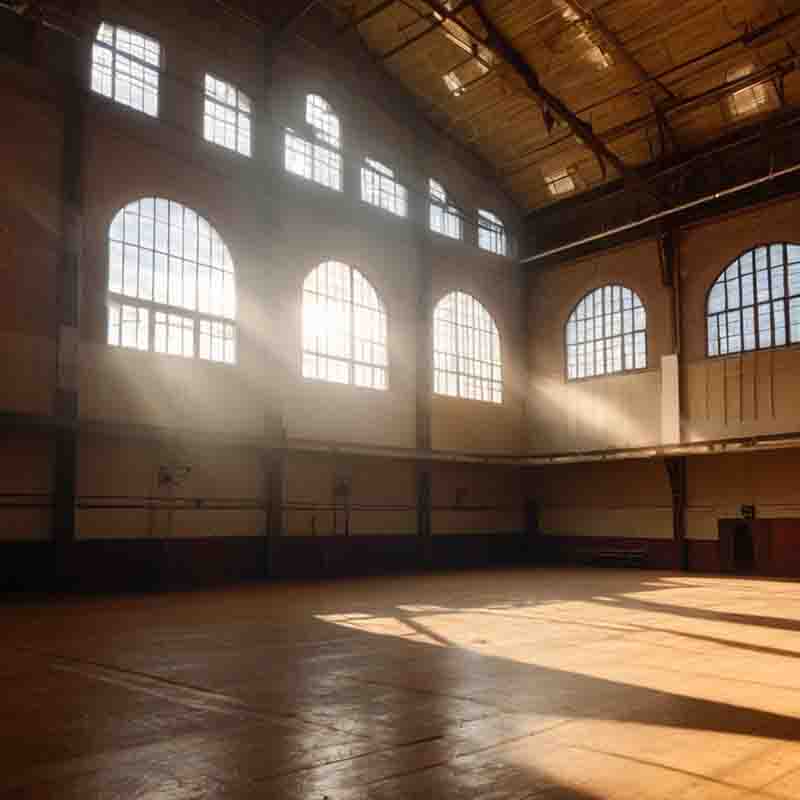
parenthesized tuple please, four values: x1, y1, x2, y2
(433, 290, 503, 405)
(91, 22, 161, 118)
(301, 260, 389, 391)
(705, 242, 800, 358)
(724, 64, 775, 119)
(477, 209, 507, 256)
(545, 169, 577, 197)
(203, 72, 252, 157)
(284, 93, 343, 192)
(105, 197, 237, 365)
(360, 157, 408, 218)
(564, 284, 648, 382)
(429, 179, 464, 240)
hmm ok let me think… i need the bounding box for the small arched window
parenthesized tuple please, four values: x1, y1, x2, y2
(429, 179, 463, 240)
(285, 94, 342, 191)
(477, 209, 506, 256)
(707, 243, 800, 356)
(91, 23, 160, 117)
(302, 261, 387, 390)
(434, 291, 502, 403)
(107, 198, 236, 363)
(566, 285, 646, 380)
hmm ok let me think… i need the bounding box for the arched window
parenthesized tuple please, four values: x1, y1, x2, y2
(429, 179, 462, 240)
(302, 261, 387, 390)
(91, 23, 160, 117)
(477, 209, 506, 256)
(434, 291, 502, 403)
(566, 285, 646, 380)
(107, 198, 236, 363)
(707, 243, 800, 356)
(285, 94, 342, 191)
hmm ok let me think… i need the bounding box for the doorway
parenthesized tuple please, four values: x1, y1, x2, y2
(733, 523, 755, 573)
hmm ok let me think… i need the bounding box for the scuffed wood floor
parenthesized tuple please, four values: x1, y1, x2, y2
(3, 568, 800, 798)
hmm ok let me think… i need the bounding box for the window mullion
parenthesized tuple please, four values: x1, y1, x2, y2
(784, 244, 790, 344)
(350, 266, 355, 385)
(148, 301, 155, 353)
(454, 296, 461, 399)
(769, 277, 775, 347)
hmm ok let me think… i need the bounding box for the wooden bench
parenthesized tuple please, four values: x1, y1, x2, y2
(575, 547, 646, 568)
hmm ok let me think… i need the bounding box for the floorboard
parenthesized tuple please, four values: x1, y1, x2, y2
(3, 567, 800, 798)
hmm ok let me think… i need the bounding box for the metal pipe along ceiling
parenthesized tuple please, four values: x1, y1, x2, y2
(522, 159, 800, 264)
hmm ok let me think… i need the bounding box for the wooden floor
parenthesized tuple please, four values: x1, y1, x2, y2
(4, 568, 800, 798)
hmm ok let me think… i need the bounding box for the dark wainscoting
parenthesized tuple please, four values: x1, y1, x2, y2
(537, 535, 682, 570)
(60, 537, 269, 592)
(271, 535, 423, 578)
(0, 538, 267, 593)
(686, 540, 721, 573)
(0, 542, 54, 593)
(718, 518, 800, 577)
(0, 533, 532, 592)
(271, 533, 531, 578)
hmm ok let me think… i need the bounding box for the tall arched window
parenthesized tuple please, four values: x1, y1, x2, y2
(302, 261, 387, 390)
(566, 285, 646, 380)
(707, 244, 800, 356)
(107, 198, 236, 363)
(434, 291, 502, 403)
(91, 23, 160, 117)
(285, 94, 342, 191)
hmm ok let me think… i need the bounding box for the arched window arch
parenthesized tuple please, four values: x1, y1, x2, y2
(284, 94, 342, 191)
(566, 285, 646, 380)
(302, 261, 387, 390)
(91, 23, 160, 117)
(707, 243, 800, 356)
(107, 198, 236, 363)
(434, 291, 502, 403)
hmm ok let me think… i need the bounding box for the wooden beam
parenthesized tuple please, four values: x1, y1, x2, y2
(380, 15, 445, 60)
(379, 0, 475, 62)
(337, 0, 397, 34)
(505, 58, 796, 179)
(560, 0, 674, 101)
(414, 0, 662, 205)
(560, 0, 677, 155)
(263, 0, 322, 50)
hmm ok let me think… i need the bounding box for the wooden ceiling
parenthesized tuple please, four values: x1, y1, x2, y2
(326, 0, 800, 213)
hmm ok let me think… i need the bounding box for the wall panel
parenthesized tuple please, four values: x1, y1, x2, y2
(527, 459, 672, 540)
(527, 239, 670, 452)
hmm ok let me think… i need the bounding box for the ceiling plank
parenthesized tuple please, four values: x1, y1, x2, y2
(337, 0, 398, 34)
(558, 0, 675, 101)
(414, 0, 662, 204)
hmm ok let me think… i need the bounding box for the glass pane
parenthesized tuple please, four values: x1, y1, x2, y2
(107, 197, 236, 360)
